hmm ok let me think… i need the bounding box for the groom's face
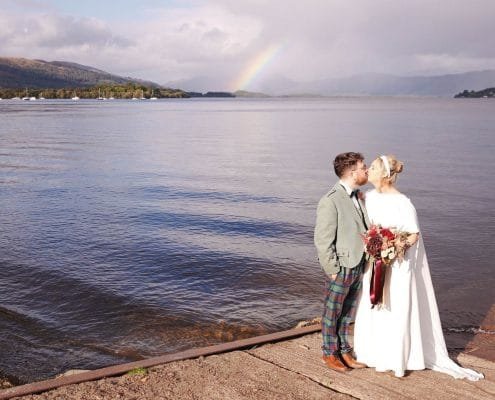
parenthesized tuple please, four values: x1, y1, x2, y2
(352, 160, 368, 186)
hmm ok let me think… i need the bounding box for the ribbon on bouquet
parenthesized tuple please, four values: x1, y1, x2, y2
(369, 259, 386, 308)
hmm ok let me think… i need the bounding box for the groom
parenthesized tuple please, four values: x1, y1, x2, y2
(314, 152, 370, 372)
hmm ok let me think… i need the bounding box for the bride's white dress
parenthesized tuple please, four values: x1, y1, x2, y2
(354, 190, 483, 380)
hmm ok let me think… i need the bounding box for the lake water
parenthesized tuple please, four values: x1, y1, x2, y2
(0, 97, 494, 383)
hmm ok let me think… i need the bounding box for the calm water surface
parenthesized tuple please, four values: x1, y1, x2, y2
(0, 97, 494, 382)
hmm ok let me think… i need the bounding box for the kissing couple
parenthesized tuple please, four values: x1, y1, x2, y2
(314, 152, 483, 380)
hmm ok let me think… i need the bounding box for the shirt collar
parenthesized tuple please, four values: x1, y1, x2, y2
(339, 180, 354, 196)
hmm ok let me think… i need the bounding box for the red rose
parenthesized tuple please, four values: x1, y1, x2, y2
(380, 228, 395, 241)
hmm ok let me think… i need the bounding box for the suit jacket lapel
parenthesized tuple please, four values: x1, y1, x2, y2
(358, 196, 370, 229)
(334, 183, 366, 227)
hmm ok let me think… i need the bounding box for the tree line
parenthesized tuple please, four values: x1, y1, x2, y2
(0, 83, 189, 99)
(454, 88, 495, 98)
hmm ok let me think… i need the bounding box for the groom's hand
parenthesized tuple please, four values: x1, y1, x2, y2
(330, 274, 337, 280)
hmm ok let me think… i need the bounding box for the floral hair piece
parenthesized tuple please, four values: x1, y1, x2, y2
(380, 155, 391, 178)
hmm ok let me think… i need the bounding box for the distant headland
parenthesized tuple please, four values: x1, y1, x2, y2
(0, 57, 249, 99)
(454, 88, 495, 98)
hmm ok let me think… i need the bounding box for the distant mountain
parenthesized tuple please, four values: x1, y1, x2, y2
(165, 75, 231, 93)
(5, 56, 494, 98)
(259, 70, 495, 97)
(233, 90, 271, 98)
(165, 74, 298, 95)
(170, 70, 495, 97)
(0, 57, 159, 88)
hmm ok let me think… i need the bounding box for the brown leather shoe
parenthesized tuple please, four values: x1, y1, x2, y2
(341, 353, 367, 369)
(322, 355, 351, 372)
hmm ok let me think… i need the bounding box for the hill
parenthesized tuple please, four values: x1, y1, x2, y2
(270, 70, 495, 97)
(233, 90, 271, 98)
(0, 57, 159, 89)
(169, 70, 495, 97)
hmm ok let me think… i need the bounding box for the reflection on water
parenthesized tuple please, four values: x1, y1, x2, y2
(0, 98, 494, 382)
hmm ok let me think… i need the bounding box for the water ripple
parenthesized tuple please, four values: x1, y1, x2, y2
(131, 210, 311, 240)
(136, 185, 285, 204)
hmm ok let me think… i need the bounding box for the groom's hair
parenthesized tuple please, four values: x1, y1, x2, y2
(333, 152, 364, 178)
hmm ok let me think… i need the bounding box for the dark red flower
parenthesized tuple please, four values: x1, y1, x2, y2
(366, 235, 383, 258)
(380, 228, 395, 241)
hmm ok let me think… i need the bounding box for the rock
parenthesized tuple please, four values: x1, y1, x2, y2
(295, 317, 321, 328)
(55, 369, 91, 378)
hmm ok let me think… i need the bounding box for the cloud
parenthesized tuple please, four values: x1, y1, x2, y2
(1, 0, 495, 90)
(0, 12, 132, 57)
(214, 0, 495, 77)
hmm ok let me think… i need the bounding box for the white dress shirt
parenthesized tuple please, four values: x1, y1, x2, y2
(339, 180, 360, 209)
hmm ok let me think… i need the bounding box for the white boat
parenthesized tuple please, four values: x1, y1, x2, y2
(29, 96, 36, 101)
(38, 93, 45, 100)
(131, 97, 138, 100)
(22, 88, 30, 100)
(96, 88, 106, 100)
(11, 96, 21, 100)
(140, 89, 146, 100)
(150, 89, 157, 100)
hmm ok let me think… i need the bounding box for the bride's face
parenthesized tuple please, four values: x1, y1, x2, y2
(368, 159, 385, 186)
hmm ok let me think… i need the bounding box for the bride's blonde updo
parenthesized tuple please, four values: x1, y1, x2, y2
(377, 154, 404, 183)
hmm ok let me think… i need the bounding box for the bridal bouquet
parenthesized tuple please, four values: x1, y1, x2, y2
(362, 225, 408, 307)
(362, 225, 397, 265)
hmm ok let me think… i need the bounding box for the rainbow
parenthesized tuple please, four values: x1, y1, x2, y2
(230, 44, 283, 91)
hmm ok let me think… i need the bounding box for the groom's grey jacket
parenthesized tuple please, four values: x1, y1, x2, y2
(314, 182, 370, 277)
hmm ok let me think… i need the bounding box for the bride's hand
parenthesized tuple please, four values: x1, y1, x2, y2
(395, 233, 419, 260)
(405, 233, 419, 247)
(394, 236, 408, 251)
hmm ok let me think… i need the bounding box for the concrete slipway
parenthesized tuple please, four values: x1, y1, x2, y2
(1, 323, 493, 400)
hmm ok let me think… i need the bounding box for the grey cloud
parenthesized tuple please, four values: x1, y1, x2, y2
(215, 0, 495, 76)
(0, 13, 133, 51)
(40, 15, 133, 48)
(203, 27, 228, 42)
(353, 1, 495, 59)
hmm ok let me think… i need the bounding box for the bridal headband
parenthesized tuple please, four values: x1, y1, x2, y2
(380, 155, 391, 177)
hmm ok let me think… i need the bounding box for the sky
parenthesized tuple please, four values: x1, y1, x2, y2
(1, 0, 495, 92)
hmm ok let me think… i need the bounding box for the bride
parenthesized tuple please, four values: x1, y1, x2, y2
(354, 155, 483, 381)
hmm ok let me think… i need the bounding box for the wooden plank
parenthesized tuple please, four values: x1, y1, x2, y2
(248, 333, 493, 400)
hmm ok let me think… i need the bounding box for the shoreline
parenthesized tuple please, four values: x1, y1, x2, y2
(1, 326, 493, 400)
(0, 325, 320, 399)
(1, 311, 494, 398)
